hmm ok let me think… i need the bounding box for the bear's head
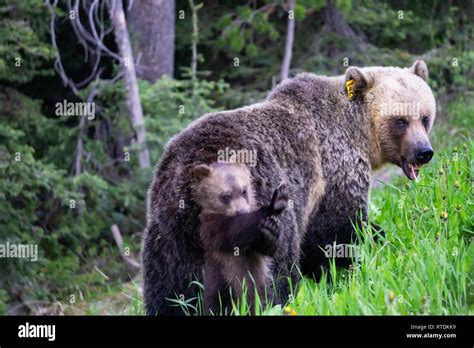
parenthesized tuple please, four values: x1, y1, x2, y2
(192, 163, 255, 216)
(345, 60, 436, 180)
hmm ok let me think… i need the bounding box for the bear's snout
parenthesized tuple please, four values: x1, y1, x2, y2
(415, 147, 434, 164)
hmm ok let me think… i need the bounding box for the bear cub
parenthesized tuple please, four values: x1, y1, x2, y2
(192, 162, 288, 314)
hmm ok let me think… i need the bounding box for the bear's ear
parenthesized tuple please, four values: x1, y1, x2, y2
(193, 164, 211, 181)
(408, 60, 428, 81)
(345, 67, 372, 100)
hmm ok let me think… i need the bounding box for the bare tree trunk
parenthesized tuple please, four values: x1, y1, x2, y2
(188, 0, 202, 99)
(281, 0, 295, 81)
(108, 0, 150, 169)
(128, 0, 175, 82)
(321, 0, 366, 45)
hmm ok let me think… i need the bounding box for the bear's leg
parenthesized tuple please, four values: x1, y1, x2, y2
(142, 222, 203, 315)
(301, 193, 369, 281)
(271, 259, 300, 306)
(203, 257, 230, 315)
(301, 217, 358, 280)
(268, 210, 301, 306)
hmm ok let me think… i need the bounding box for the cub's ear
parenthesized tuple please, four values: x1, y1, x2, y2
(193, 164, 211, 181)
(345, 67, 372, 99)
(409, 60, 428, 81)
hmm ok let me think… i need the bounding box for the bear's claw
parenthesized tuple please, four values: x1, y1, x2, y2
(270, 183, 289, 216)
(257, 216, 281, 256)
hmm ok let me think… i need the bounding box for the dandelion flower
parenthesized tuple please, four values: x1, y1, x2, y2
(440, 211, 448, 220)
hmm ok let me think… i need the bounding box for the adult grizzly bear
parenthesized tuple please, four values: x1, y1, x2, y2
(142, 61, 436, 315)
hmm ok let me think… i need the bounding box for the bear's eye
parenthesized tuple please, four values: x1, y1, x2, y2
(241, 188, 247, 197)
(422, 115, 430, 127)
(396, 118, 408, 128)
(219, 193, 231, 205)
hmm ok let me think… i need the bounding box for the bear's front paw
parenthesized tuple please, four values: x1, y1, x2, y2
(269, 183, 289, 216)
(257, 216, 281, 256)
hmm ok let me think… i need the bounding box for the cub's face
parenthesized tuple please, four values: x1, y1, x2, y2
(192, 163, 254, 216)
(346, 60, 436, 180)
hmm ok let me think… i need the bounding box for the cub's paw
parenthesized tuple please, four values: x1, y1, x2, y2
(270, 183, 289, 216)
(257, 216, 281, 256)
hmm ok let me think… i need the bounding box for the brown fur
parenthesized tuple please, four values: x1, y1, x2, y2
(192, 163, 256, 216)
(142, 61, 436, 315)
(193, 163, 288, 314)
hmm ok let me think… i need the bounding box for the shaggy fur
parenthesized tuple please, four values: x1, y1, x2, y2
(142, 61, 436, 315)
(192, 163, 288, 314)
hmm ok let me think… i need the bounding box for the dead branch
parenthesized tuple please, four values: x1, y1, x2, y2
(281, 0, 295, 81)
(71, 80, 100, 177)
(111, 224, 141, 273)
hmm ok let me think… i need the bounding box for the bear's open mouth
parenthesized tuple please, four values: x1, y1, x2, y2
(401, 157, 420, 181)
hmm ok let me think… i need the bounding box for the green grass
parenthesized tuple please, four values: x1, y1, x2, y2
(287, 142, 472, 315)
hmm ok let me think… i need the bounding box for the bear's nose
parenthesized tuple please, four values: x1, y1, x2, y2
(416, 148, 434, 164)
(236, 208, 250, 215)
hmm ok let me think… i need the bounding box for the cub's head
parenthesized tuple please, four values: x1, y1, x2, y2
(345, 60, 436, 180)
(192, 163, 255, 216)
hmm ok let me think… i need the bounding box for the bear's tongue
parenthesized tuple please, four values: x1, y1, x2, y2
(407, 163, 420, 181)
